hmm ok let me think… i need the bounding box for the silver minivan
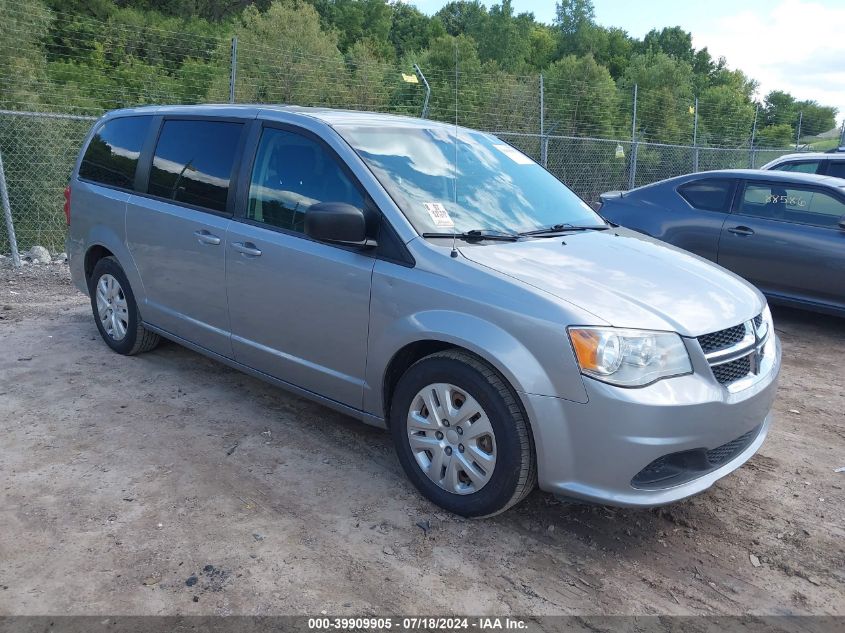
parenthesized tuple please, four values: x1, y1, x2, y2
(66, 105, 781, 517)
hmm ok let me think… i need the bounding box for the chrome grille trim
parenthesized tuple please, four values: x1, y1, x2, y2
(703, 321, 757, 365)
(698, 313, 768, 390)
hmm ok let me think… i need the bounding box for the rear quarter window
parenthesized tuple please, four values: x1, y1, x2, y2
(677, 179, 733, 212)
(828, 161, 845, 179)
(78, 116, 151, 189)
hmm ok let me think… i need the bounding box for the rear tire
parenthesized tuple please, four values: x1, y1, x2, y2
(389, 350, 536, 517)
(88, 256, 160, 355)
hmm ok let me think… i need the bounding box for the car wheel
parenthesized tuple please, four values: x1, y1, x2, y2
(390, 349, 536, 517)
(88, 256, 160, 355)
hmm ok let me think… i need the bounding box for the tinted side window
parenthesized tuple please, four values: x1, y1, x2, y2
(772, 161, 820, 174)
(739, 183, 845, 228)
(79, 116, 151, 189)
(247, 128, 363, 233)
(148, 120, 243, 213)
(677, 179, 733, 211)
(828, 161, 845, 179)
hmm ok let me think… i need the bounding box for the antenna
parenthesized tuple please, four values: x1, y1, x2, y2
(451, 40, 459, 259)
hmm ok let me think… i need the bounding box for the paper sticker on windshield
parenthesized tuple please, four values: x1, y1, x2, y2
(424, 202, 455, 228)
(493, 144, 534, 165)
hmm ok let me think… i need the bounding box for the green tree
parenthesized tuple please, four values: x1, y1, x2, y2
(757, 123, 794, 148)
(639, 27, 694, 65)
(527, 26, 556, 69)
(389, 3, 445, 59)
(435, 1, 488, 37)
(309, 0, 392, 56)
(209, 1, 345, 105)
(414, 34, 485, 127)
(476, 1, 532, 71)
(544, 54, 617, 138)
(697, 84, 755, 147)
(795, 100, 837, 137)
(0, 0, 53, 110)
(345, 40, 393, 111)
(555, 0, 594, 37)
(619, 52, 694, 144)
(764, 90, 797, 127)
(565, 24, 632, 78)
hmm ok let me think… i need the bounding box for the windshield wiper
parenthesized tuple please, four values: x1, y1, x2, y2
(422, 229, 520, 242)
(518, 223, 609, 237)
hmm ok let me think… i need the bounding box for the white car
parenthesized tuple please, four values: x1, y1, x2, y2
(761, 148, 845, 178)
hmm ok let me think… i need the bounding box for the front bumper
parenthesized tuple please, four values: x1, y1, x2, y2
(522, 335, 781, 507)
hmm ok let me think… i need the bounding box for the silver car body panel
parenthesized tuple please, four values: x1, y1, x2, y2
(126, 197, 233, 356)
(67, 104, 781, 507)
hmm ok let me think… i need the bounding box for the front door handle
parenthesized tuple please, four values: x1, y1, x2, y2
(231, 241, 262, 257)
(727, 226, 755, 236)
(193, 229, 221, 245)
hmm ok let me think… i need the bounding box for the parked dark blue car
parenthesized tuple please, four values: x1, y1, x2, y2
(599, 170, 845, 317)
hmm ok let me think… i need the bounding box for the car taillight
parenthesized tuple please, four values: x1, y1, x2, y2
(63, 186, 71, 226)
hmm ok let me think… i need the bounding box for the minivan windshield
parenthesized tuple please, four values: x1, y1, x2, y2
(335, 125, 604, 236)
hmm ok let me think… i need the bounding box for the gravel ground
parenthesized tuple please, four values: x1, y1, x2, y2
(0, 261, 843, 616)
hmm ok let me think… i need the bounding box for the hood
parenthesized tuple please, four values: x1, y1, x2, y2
(459, 228, 764, 337)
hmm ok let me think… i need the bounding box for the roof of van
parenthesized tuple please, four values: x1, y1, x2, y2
(103, 103, 460, 130)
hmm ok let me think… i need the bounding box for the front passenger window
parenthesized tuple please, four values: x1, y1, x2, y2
(739, 183, 845, 228)
(247, 128, 364, 233)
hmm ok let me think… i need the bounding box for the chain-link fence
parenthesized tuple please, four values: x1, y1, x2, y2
(0, 108, 811, 259)
(0, 111, 95, 254)
(0, 4, 822, 260)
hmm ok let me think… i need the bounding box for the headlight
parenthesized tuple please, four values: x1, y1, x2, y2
(568, 327, 692, 387)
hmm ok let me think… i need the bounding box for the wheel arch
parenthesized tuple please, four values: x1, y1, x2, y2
(371, 311, 558, 429)
(84, 244, 115, 282)
(81, 224, 146, 306)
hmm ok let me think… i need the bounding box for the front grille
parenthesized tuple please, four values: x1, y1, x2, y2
(712, 355, 751, 385)
(631, 425, 762, 489)
(698, 314, 765, 388)
(698, 324, 745, 354)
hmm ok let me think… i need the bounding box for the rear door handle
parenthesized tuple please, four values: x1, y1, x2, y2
(231, 241, 262, 257)
(193, 229, 221, 245)
(727, 226, 755, 236)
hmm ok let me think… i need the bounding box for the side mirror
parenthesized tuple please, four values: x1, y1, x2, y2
(304, 202, 374, 247)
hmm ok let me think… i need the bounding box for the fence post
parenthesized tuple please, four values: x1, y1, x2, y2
(749, 103, 759, 168)
(229, 36, 238, 104)
(628, 84, 638, 190)
(840, 119, 845, 147)
(795, 111, 803, 150)
(692, 96, 699, 172)
(0, 149, 21, 268)
(539, 74, 546, 167)
(413, 63, 431, 119)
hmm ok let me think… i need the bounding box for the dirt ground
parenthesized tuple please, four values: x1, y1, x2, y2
(0, 261, 843, 617)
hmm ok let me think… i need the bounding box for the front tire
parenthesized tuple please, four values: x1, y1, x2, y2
(88, 256, 160, 355)
(390, 350, 536, 517)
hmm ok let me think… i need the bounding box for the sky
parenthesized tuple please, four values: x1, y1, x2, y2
(407, 0, 845, 126)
